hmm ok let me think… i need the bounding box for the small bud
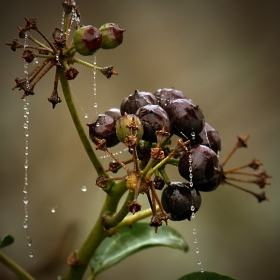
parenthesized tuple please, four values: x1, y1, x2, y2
(115, 114, 143, 143)
(99, 23, 125, 49)
(73, 25, 102, 56)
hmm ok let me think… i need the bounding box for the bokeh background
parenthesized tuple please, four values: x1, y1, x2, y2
(1, 0, 280, 279)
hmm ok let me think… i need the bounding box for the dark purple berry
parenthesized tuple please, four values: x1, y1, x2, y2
(87, 114, 119, 147)
(73, 25, 102, 56)
(104, 108, 121, 121)
(99, 23, 125, 49)
(195, 123, 221, 153)
(154, 88, 187, 108)
(194, 161, 223, 192)
(164, 98, 205, 140)
(153, 176, 165, 190)
(120, 90, 157, 115)
(136, 104, 171, 142)
(161, 182, 201, 221)
(178, 144, 219, 185)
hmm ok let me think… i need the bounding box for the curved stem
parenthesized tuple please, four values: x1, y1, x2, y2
(73, 58, 102, 71)
(59, 61, 107, 178)
(0, 251, 35, 280)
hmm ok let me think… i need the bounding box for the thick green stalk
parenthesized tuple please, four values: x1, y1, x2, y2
(59, 62, 107, 177)
(0, 251, 35, 280)
(66, 180, 127, 280)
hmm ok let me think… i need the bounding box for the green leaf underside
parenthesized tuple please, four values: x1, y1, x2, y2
(0, 235, 14, 249)
(90, 222, 188, 276)
(177, 271, 238, 280)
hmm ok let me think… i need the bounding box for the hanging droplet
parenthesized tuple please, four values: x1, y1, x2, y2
(198, 260, 202, 265)
(191, 131, 196, 140)
(84, 114, 88, 119)
(196, 248, 200, 254)
(191, 212, 195, 219)
(201, 268, 204, 273)
(193, 229, 197, 234)
(23, 198, 28, 205)
(27, 236, 32, 246)
(50, 207, 56, 214)
(190, 205, 195, 212)
(93, 103, 98, 108)
(81, 185, 87, 192)
(23, 219, 28, 229)
(29, 252, 34, 258)
(194, 239, 198, 244)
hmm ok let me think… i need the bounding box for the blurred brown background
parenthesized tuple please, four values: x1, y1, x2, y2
(1, 0, 280, 279)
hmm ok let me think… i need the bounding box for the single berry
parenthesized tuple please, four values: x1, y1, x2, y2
(115, 113, 143, 143)
(104, 108, 121, 121)
(161, 182, 201, 221)
(87, 114, 119, 147)
(164, 98, 205, 140)
(120, 90, 157, 115)
(194, 161, 223, 192)
(178, 144, 219, 185)
(73, 25, 102, 56)
(99, 23, 125, 49)
(153, 176, 165, 190)
(195, 123, 221, 153)
(154, 88, 187, 108)
(136, 104, 171, 142)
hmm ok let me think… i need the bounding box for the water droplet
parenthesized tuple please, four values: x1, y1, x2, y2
(190, 182, 193, 187)
(81, 185, 87, 192)
(194, 239, 198, 243)
(201, 269, 204, 273)
(196, 248, 200, 254)
(191, 212, 196, 219)
(189, 167, 192, 172)
(193, 229, 197, 234)
(23, 219, 28, 229)
(29, 252, 34, 258)
(198, 260, 202, 265)
(190, 205, 195, 211)
(84, 114, 88, 119)
(50, 207, 56, 213)
(23, 198, 28, 205)
(93, 103, 98, 108)
(191, 132, 196, 139)
(27, 236, 32, 246)
(96, 122, 100, 127)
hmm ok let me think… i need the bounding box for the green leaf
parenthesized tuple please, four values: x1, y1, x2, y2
(177, 271, 237, 280)
(0, 235, 14, 249)
(90, 222, 188, 276)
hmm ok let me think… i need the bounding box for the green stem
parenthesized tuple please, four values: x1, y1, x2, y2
(103, 190, 134, 229)
(59, 61, 107, 178)
(0, 251, 35, 280)
(73, 58, 102, 71)
(66, 180, 127, 280)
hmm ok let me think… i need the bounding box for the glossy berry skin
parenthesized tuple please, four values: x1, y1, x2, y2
(195, 123, 221, 153)
(73, 25, 102, 56)
(120, 90, 157, 115)
(154, 88, 187, 108)
(115, 113, 143, 143)
(178, 144, 219, 185)
(104, 108, 121, 121)
(87, 114, 119, 147)
(136, 104, 171, 142)
(161, 182, 201, 221)
(99, 23, 125, 49)
(164, 98, 205, 140)
(194, 161, 223, 192)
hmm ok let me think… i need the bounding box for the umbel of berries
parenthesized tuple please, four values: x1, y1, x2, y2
(161, 182, 201, 221)
(73, 25, 102, 56)
(178, 144, 220, 190)
(99, 23, 125, 49)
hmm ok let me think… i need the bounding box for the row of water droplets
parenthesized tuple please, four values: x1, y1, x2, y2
(22, 32, 34, 258)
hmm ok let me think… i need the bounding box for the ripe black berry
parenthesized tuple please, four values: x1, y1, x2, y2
(136, 104, 171, 142)
(161, 182, 201, 221)
(87, 114, 119, 147)
(178, 144, 219, 185)
(104, 108, 121, 121)
(154, 88, 187, 108)
(195, 123, 221, 153)
(120, 90, 157, 115)
(164, 98, 205, 140)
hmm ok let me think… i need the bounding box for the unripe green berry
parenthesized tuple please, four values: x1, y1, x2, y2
(99, 23, 125, 49)
(115, 114, 143, 143)
(73, 25, 102, 56)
